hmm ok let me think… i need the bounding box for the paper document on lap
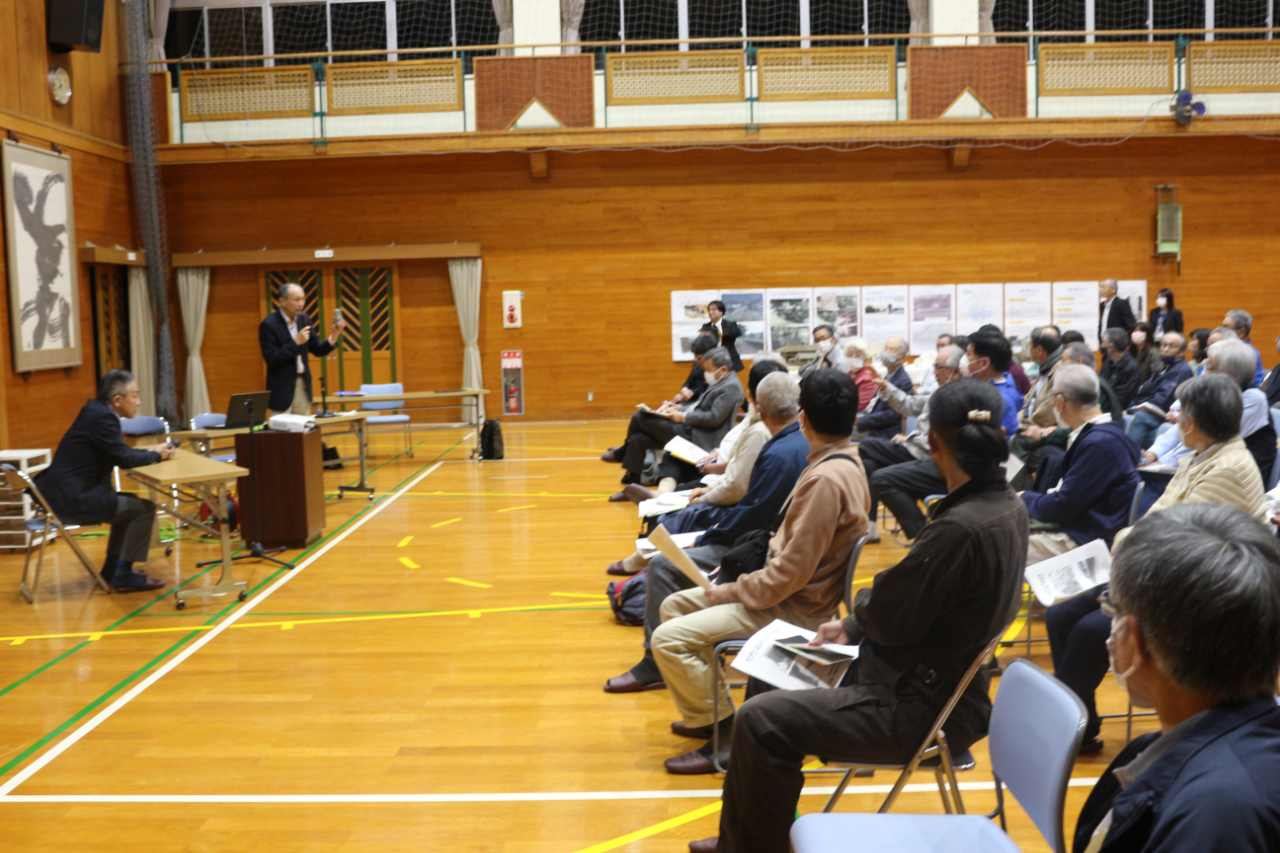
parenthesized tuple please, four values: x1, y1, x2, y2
(648, 525, 712, 590)
(638, 489, 693, 518)
(1003, 454, 1024, 483)
(732, 619, 860, 691)
(1025, 538, 1112, 606)
(636, 530, 703, 556)
(664, 436, 708, 465)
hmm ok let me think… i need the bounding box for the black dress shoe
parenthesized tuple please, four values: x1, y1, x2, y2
(606, 561, 641, 576)
(671, 721, 714, 739)
(664, 748, 720, 775)
(689, 838, 719, 853)
(601, 448, 621, 463)
(1078, 737, 1105, 756)
(111, 570, 165, 592)
(608, 491, 631, 502)
(604, 672, 666, 693)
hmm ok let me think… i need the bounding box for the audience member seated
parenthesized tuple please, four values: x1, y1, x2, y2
(1126, 331, 1192, 449)
(799, 324, 847, 376)
(1185, 326, 1211, 373)
(1099, 327, 1142, 411)
(609, 347, 744, 500)
(1047, 373, 1270, 753)
(1071, 504, 1280, 853)
(849, 336, 912, 441)
(605, 367, 796, 577)
(602, 334, 719, 471)
(916, 333, 953, 395)
(1263, 331, 1280, 409)
(698, 300, 744, 373)
(685, 380, 1026, 853)
(858, 345, 963, 544)
(1195, 325, 1238, 375)
(1221, 308, 1266, 387)
(1061, 329, 1085, 346)
(602, 373, 811, 690)
(34, 369, 176, 592)
(1005, 327, 1064, 483)
(963, 329, 1023, 437)
(1022, 365, 1140, 564)
(622, 360, 787, 504)
(977, 323, 1032, 395)
(1129, 322, 1160, 383)
(842, 337, 878, 412)
(648, 370, 870, 775)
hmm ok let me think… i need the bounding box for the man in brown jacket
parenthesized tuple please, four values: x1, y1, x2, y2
(651, 369, 871, 775)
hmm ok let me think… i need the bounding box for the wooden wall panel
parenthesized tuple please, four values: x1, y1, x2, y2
(202, 266, 266, 413)
(163, 138, 1280, 421)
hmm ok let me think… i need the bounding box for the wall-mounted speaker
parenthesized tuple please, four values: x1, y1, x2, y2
(47, 0, 104, 53)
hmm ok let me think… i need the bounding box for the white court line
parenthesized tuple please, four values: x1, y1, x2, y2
(444, 456, 598, 463)
(0, 778, 1103, 804)
(0, 460, 447, 797)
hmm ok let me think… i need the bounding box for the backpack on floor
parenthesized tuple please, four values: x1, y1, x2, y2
(480, 419, 504, 460)
(607, 569, 647, 626)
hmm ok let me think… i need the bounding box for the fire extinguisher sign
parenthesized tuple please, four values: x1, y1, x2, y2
(501, 350, 524, 416)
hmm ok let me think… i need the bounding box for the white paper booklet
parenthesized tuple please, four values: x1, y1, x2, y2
(636, 530, 704, 556)
(664, 436, 709, 465)
(1025, 538, 1112, 607)
(638, 489, 694, 518)
(731, 619, 860, 691)
(1002, 454, 1024, 483)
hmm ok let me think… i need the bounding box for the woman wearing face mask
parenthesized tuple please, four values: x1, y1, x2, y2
(843, 337, 877, 412)
(799, 324, 847, 377)
(1044, 372, 1269, 755)
(1146, 288, 1183, 340)
(1127, 321, 1161, 383)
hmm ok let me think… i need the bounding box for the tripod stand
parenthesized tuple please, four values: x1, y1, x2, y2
(197, 397, 295, 571)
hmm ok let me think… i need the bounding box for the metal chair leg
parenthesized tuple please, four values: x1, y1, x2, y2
(821, 768, 855, 813)
(405, 421, 414, 458)
(58, 520, 112, 593)
(935, 731, 965, 814)
(20, 517, 53, 604)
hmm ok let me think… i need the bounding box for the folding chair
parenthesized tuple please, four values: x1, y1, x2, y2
(2, 466, 112, 603)
(115, 416, 170, 490)
(791, 659, 1087, 853)
(805, 631, 1008, 816)
(360, 382, 414, 458)
(191, 413, 236, 463)
(709, 532, 872, 772)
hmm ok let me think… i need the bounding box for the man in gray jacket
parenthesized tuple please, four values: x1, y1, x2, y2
(615, 347, 745, 501)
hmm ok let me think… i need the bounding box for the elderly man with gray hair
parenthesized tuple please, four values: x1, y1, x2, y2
(1021, 364, 1141, 565)
(850, 336, 913, 442)
(1069, 504, 1280, 851)
(1221, 308, 1266, 387)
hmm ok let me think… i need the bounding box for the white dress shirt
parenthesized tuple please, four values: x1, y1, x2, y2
(282, 310, 305, 374)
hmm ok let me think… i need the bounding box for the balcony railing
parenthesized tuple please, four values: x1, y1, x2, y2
(151, 29, 1280, 149)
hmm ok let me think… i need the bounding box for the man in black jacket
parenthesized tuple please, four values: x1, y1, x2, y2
(850, 336, 912, 441)
(259, 282, 344, 415)
(1098, 278, 1136, 339)
(34, 370, 176, 591)
(700, 300, 744, 373)
(1099, 327, 1142, 411)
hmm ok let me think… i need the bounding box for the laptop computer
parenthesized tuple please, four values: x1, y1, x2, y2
(208, 392, 273, 429)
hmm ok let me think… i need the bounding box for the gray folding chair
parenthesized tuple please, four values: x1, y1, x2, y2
(710, 532, 872, 772)
(791, 659, 1087, 853)
(2, 466, 112, 603)
(360, 382, 414, 458)
(191, 412, 236, 463)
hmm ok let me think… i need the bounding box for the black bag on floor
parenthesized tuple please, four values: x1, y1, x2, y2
(607, 569, 647, 626)
(480, 419, 504, 460)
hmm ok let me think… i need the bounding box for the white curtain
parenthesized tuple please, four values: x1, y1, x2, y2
(908, 0, 930, 46)
(492, 0, 514, 56)
(128, 266, 157, 417)
(561, 0, 585, 53)
(978, 0, 996, 44)
(148, 0, 171, 61)
(448, 258, 485, 424)
(177, 266, 211, 423)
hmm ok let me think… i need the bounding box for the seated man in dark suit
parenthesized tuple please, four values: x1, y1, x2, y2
(259, 282, 344, 416)
(1073, 503, 1280, 853)
(1098, 327, 1142, 410)
(1126, 331, 1193, 449)
(34, 370, 176, 591)
(849, 336, 912, 441)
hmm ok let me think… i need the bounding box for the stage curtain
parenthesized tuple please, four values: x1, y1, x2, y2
(149, 0, 171, 60)
(448, 258, 485, 423)
(178, 266, 212, 422)
(492, 0, 513, 56)
(561, 0, 585, 53)
(128, 266, 157, 417)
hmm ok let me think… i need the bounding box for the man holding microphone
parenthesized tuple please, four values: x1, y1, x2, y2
(259, 283, 346, 415)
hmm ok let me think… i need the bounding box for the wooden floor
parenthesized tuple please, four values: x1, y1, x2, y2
(0, 421, 1157, 852)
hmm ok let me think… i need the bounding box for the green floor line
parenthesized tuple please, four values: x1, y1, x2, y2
(0, 436, 468, 786)
(324, 431, 466, 501)
(0, 642, 92, 700)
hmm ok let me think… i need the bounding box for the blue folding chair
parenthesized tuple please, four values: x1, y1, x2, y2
(116, 416, 170, 490)
(192, 413, 236, 463)
(360, 382, 413, 458)
(791, 660, 1087, 853)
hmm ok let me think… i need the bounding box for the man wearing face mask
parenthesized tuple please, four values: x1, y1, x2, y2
(849, 336, 913, 442)
(1125, 331, 1193, 450)
(1021, 365, 1141, 565)
(1069, 504, 1280, 853)
(799, 325, 847, 377)
(962, 330, 1024, 437)
(1097, 278, 1135, 339)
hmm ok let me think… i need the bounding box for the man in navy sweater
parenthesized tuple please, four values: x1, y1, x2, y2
(1023, 365, 1140, 564)
(1125, 331, 1192, 450)
(851, 337, 913, 441)
(603, 377, 813, 694)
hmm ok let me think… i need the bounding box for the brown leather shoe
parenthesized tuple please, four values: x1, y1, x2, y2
(689, 839, 719, 853)
(606, 561, 639, 576)
(601, 448, 621, 463)
(665, 747, 720, 775)
(624, 483, 656, 503)
(604, 672, 666, 693)
(608, 491, 631, 502)
(671, 721, 714, 739)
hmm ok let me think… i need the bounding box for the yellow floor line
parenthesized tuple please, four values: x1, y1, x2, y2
(850, 577, 874, 587)
(497, 504, 537, 512)
(431, 518, 462, 528)
(550, 593, 610, 599)
(397, 536, 413, 547)
(1002, 616, 1029, 644)
(446, 578, 492, 588)
(0, 601, 606, 645)
(399, 557, 421, 569)
(569, 801, 722, 853)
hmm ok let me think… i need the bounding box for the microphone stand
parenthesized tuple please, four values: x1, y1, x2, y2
(316, 373, 337, 418)
(198, 397, 294, 570)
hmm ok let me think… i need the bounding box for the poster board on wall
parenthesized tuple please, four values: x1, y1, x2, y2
(1053, 281, 1101, 350)
(1004, 282, 1052, 350)
(955, 284, 1004, 336)
(2, 140, 82, 372)
(670, 290, 719, 361)
(908, 284, 956, 354)
(861, 285, 909, 353)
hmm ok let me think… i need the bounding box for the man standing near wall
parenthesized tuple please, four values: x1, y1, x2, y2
(260, 283, 345, 416)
